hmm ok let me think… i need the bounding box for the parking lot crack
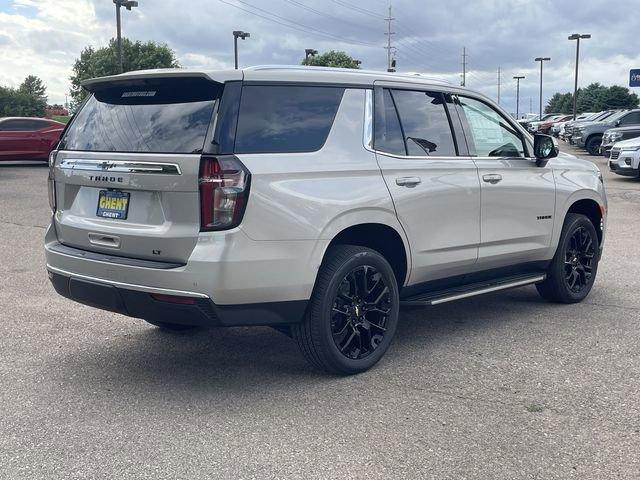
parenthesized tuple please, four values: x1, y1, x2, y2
(0, 219, 47, 230)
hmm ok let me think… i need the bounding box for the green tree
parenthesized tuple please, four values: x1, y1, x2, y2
(575, 83, 607, 112)
(69, 38, 180, 106)
(0, 85, 46, 117)
(19, 75, 47, 102)
(301, 50, 361, 69)
(546, 84, 639, 115)
(599, 85, 639, 110)
(545, 92, 572, 114)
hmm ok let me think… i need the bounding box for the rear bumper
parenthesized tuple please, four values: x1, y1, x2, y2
(48, 269, 307, 327)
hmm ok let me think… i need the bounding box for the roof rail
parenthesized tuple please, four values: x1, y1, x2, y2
(245, 65, 452, 85)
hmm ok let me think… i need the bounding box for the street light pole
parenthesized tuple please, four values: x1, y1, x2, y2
(513, 75, 525, 119)
(534, 57, 551, 120)
(305, 48, 318, 63)
(233, 30, 250, 70)
(113, 0, 138, 74)
(568, 33, 591, 120)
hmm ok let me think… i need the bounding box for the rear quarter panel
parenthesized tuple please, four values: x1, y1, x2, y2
(236, 88, 409, 277)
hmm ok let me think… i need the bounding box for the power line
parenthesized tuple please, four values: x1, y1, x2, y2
(283, 0, 368, 31)
(218, 0, 378, 48)
(331, 0, 384, 19)
(394, 19, 459, 57)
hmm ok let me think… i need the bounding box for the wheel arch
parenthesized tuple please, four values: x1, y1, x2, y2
(320, 222, 410, 288)
(566, 198, 603, 244)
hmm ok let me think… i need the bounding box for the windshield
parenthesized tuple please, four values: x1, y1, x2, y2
(604, 111, 628, 123)
(60, 77, 221, 153)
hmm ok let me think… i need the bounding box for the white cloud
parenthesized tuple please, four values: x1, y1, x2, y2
(0, 0, 639, 110)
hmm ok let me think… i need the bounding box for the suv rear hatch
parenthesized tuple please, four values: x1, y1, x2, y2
(52, 74, 227, 264)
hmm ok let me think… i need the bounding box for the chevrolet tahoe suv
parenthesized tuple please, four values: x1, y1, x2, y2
(609, 137, 640, 177)
(601, 125, 640, 158)
(573, 109, 640, 155)
(45, 66, 607, 375)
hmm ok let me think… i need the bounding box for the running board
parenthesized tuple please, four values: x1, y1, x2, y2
(400, 273, 546, 307)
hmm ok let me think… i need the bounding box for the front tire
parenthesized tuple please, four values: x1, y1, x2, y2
(292, 245, 400, 375)
(536, 213, 600, 303)
(586, 136, 602, 156)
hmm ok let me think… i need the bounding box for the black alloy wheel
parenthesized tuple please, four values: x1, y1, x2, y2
(536, 213, 600, 303)
(292, 245, 400, 375)
(564, 226, 596, 293)
(330, 265, 392, 360)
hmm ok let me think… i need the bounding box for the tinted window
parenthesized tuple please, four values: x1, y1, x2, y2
(60, 78, 220, 153)
(0, 119, 47, 131)
(234, 85, 344, 154)
(620, 111, 640, 125)
(391, 90, 457, 156)
(457, 96, 525, 158)
(374, 88, 406, 155)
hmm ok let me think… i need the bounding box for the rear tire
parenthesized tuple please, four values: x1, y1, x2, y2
(536, 213, 600, 303)
(292, 245, 400, 375)
(143, 319, 198, 331)
(585, 136, 602, 156)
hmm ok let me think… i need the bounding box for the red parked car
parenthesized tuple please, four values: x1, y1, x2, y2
(537, 114, 573, 135)
(0, 117, 65, 161)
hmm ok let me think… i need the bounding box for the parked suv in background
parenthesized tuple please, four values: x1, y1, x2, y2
(609, 137, 640, 177)
(45, 66, 607, 374)
(552, 113, 594, 137)
(601, 125, 640, 157)
(563, 111, 616, 142)
(574, 109, 640, 155)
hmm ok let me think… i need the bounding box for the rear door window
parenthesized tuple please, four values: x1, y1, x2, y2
(59, 77, 221, 153)
(234, 85, 344, 154)
(391, 89, 458, 156)
(374, 88, 407, 156)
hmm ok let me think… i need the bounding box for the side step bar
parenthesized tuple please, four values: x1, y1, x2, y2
(400, 273, 546, 307)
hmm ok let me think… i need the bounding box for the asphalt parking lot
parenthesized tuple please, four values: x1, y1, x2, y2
(1, 145, 639, 479)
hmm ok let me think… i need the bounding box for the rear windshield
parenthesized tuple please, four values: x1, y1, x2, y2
(60, 77, 220, 153)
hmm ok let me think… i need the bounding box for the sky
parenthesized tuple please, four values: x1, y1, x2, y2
(0, 0, 639, 114)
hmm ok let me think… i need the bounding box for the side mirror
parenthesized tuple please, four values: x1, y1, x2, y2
(533, 134, 558, 166)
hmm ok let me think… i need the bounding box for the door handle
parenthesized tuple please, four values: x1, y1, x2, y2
(482, 174, 503, 184)
(396, 176, 422, 187)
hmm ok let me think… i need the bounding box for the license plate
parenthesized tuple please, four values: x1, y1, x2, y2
(97, 190, 130, 220)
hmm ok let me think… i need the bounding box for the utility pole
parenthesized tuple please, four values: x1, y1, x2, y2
(384, 5, 395, 72)
(113, 0, 138, 74)
(530, 97, 533, 114)
(535, 57, 551, 119)
(461, 47, 467, 87)
(513, 75, 525, 119)
(497, 66, 501, 105)
(568, 33, 591, 120)
(233, 30, 250, 70)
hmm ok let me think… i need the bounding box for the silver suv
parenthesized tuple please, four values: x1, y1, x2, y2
(45, 66, 607, 374)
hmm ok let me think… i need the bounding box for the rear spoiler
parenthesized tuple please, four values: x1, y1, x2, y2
(81, 69, 243, 92)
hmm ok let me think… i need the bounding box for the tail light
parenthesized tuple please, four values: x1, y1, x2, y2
(48, 150, 57, 212)
(199, 155, 250, 231)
